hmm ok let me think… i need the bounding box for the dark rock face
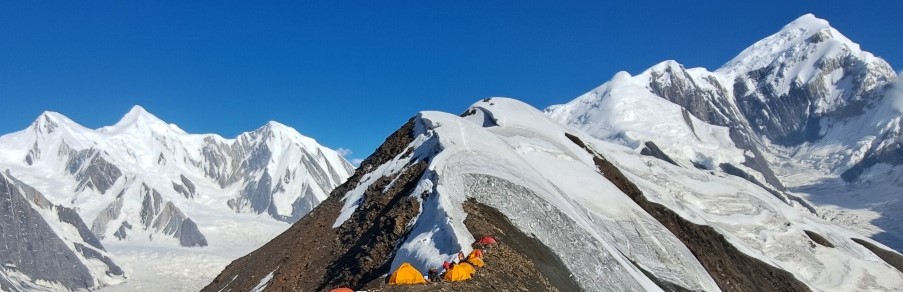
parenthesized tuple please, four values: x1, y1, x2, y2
(648, 63, 743, 129)
(57, 207, 105, 251)
(228, 170, 273, 215)
(2, 172, 123, 283)
(804, 230, 835, 248)
(4, 171, 53, 209)
(0, 174, 95, 290)
(727, 128, 787, 191)
(140, 185, 164, 228)
(172, 174, 198, 199)
(732, 53, 893, 146)
(201, 137, 234, 187)
(73, 243, 124, 276)
(719, 163, 783, 200)
(92, 197, 124, 238)
(640, 141, 679, 166)
(114, 221, 132, 240)
(566, 133, 810, 292)
(734, 78, 818, 145)
(24, 143, 39, 166)
(138, 184, 208, 247)
(64, 148, 122, 194)
(645, 64, 787, 191)
(177, 219, 207, 247)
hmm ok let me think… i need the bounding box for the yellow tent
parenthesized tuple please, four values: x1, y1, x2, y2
(443, 263, 474, 282)
(460, 262, 476, 275)
(389, 263, 427, 285)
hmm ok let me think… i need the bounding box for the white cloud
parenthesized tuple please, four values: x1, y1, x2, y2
(891, 72, 903, 113)
(351, 159, 364, 167)
(336, 148, 352, 157)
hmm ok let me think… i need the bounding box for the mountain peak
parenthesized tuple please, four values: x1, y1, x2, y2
(120, 105, 161, 123)
(106, 105, 175, 133)
(249, 120, 315, 144)
(30, 111, 85, 135)
(642, 60, 686, 77)
(265, 120, 290, 130)
(717, 13, 869, 76)
(779, 13, 831, 34)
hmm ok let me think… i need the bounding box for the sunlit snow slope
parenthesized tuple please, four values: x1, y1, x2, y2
(207, 98, 903, 292)
(547, 14, 903, 251)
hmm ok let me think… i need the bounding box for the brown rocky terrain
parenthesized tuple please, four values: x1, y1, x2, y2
(203, 118, 580, 292)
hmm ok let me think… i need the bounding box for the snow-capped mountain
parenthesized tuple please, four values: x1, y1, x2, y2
(0, 106, 354, 290)
(205, 98, 903, 292)
(547, 14, 903, 250)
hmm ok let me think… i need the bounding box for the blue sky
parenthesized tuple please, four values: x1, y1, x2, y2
(1, 1, 901, 162)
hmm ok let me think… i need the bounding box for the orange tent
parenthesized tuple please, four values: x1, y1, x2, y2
(469, 249, 484, 259)
(459, 262, 476, 275)
(328, 288, 354, 292)
(466, 250, 485, 267)
(443, 263, 475, 282)
(467, 255, 485, 268)
(388, 263, 427, 285)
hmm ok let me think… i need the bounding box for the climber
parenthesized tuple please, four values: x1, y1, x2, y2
(428, 267, 441, 282)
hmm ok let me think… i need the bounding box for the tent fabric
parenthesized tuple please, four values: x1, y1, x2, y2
(443, 263, 474, 282)
(328, 288, 354, 292)
(459, 262, 476, 275)
(467, 250, 485, 267)
(476, 235, 497, 245)
(467, 256, 485, 268)
(389, 263, 427, 285)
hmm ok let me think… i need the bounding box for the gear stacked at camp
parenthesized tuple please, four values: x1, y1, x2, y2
(386, 235, 496, 286)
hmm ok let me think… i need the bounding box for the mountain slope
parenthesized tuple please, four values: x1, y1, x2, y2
(547, 14, 903, 251)
(1, 171, 124, 291)
(0, 106, 353, 246)
(206, 98, 903, 291)
(0, 106, 354, 290)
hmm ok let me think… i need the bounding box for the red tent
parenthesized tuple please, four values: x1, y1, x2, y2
(476, 235, 497, 245)
(328, 288, 354, 292)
